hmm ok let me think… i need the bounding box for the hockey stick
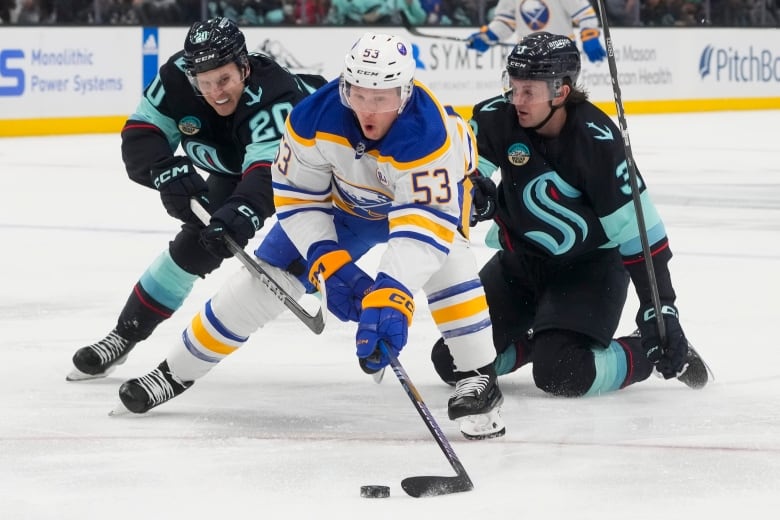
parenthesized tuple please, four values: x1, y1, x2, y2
(190, 199, 325, 335)
(594, 2, 666, 343)
(400, 13, 514, 47)
(379, 341, 474, 497)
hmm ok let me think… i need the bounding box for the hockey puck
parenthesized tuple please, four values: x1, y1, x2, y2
(360, 485, 390, 498)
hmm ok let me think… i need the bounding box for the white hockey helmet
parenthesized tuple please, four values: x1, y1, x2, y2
(340, 32, 416, 114)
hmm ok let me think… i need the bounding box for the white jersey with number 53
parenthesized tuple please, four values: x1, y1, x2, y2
(271, 78, 477, 294)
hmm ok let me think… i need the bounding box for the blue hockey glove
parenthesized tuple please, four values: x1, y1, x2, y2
(307, 242, 374, 322)
(466, 26, 499, 54)
(356, 274, 415, 371)
(151, 156, 209, 224)
(200, 199, 262, 259)
(637, 303, 689, 379)
(581, 28, 606, 63)
(468, 173, 497, 226)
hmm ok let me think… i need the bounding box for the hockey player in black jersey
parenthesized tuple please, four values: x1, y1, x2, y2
(66, 17, 325, 381)
(432, 32, 710, 397)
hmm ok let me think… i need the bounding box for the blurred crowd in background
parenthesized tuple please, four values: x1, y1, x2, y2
(1, 0, 777, 28)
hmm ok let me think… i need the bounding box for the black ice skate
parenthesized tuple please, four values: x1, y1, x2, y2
(448, 364, 505, 440)
(431, 338, 456, 386)
(114, 361, 193, 414)
(66, 329, 137, 381)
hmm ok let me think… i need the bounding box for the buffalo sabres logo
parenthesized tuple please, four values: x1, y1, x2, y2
(507, 142, 530, 166)
(178, 116, 201, 136)
(376, 168, 388, 186)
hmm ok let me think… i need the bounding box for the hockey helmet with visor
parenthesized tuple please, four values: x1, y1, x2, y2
(502, 32, 581, 105)
(183, 17, 249, 95)
(340, 33, 416, 114)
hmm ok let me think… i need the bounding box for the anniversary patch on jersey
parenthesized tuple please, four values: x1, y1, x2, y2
(507, 142, 531, 166)
(178, 116, 202, 136)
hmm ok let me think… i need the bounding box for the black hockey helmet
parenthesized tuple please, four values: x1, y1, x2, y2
(506, 32, 581, 85)
(183, 17, 248, 75)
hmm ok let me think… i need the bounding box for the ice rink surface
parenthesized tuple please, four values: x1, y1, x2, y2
(1, 110, 779, 519)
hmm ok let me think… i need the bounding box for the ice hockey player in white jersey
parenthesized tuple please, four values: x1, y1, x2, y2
(466, 0, 607, 63)
(114, 32, 506, 441)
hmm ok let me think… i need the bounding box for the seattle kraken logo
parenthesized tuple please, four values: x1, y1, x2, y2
(184, 141, 235, 175)
(523, 172, 588, 255)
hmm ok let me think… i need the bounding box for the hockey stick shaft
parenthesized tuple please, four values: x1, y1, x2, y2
(190, 199, 325, 334)
(379, 342, 473, 497)
(594, 1, 666, 343)
(400, 13, 514, 47)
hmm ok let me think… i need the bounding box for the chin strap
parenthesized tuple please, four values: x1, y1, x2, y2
(528, 101, 563, 131)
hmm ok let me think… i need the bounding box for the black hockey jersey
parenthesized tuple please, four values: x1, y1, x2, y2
(471, 95, 676, 304)
(121, 51, 326, 219)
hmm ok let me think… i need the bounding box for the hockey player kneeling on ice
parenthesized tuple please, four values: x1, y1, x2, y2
(432, 32, 710, 398)
(116, 32, 505, 441)
(66, 17, 325, 382)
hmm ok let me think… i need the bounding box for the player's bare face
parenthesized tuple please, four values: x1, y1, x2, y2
(506, 78, 556, 128)
(192, 63, 247, 116)
(347, 85, 401, 140)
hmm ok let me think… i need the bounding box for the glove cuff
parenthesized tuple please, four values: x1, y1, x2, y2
(581, 28, 600, 42)
(308, 247, 352, 289)
(362, 275, 415, 325)
(637, 303, 679, 325)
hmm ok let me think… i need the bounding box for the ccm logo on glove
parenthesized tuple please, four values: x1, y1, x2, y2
(152, 163, 191, 188)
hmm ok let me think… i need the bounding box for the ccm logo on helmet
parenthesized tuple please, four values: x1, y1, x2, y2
(357, 70, 379, 77)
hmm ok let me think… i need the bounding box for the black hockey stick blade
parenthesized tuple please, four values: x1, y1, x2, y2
(379, 342, 474, 498)
(401, 475, 474, 498)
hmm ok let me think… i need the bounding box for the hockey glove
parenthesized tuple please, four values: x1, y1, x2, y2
(199, 199, 263, 259)
(356, 274, 414, 372)
(637, 303, 689, 379)
(581, 28, 606, 63)
(307, 242, 374, 323)
(151, 156, 209, 224)
(469, 173, 497, 226)
(466, 26, 499, 54)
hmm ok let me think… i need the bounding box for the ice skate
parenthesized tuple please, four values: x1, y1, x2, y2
(430, 338, 456, 386)
(66, 329, 137, 381)
(448, 364, 505, 440)
(113, 361, 193, 414)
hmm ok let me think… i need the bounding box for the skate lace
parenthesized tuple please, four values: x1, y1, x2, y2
(90, 332, 129, 364)
(452, 374, 490, 398)
(136, 369, 178, 407)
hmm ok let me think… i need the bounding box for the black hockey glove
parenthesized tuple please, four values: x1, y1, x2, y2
(469, 174, 497, 226)
(637, 303, 689, 379)
(150, 156, 209, 224)
(199, 200, 263, 259)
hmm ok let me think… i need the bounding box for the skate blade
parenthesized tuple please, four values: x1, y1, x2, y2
(457, 408, 506, 441)
(108, 401, 132, 417)
(66, 368, 110, 382)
